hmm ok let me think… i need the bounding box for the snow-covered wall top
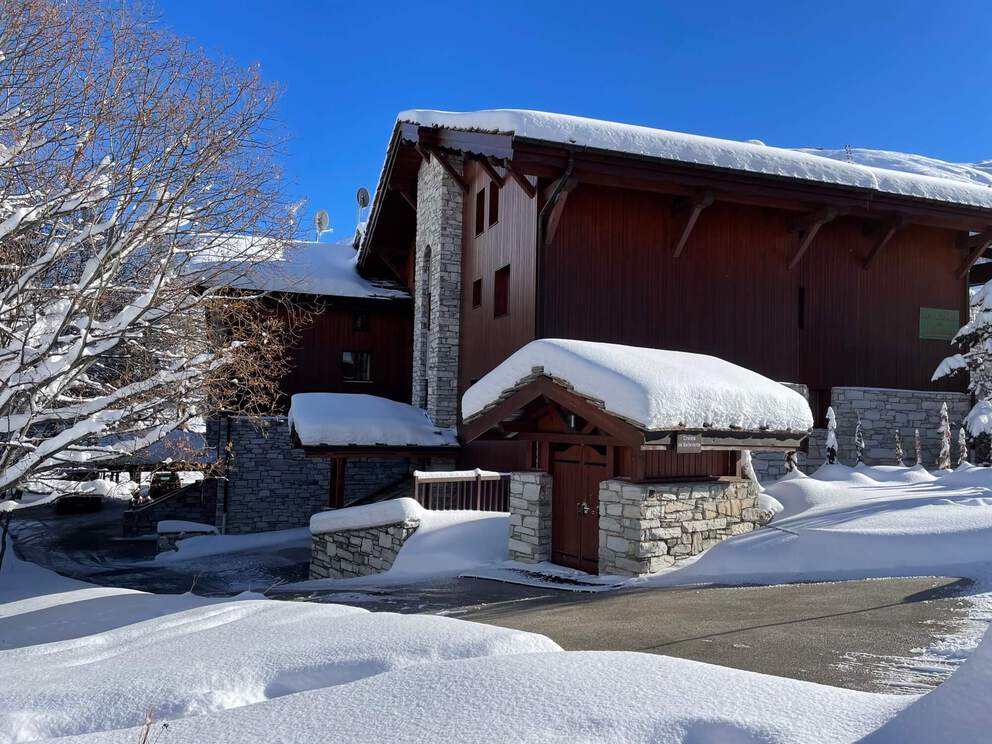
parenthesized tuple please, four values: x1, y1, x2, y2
(310, 497, 423, 535)
(461, 339, 814, 433)
(397, 109, 992, 211)
(201, 236, 408, 299)
(289, 393, 458, 448)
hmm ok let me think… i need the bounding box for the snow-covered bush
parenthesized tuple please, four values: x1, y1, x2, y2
(894, 429, 905, 466)
(0, 2, 296, 493)
(853, 413, 865, 464)
(825, 406, 838, 464)
(937, 402, 952, 470)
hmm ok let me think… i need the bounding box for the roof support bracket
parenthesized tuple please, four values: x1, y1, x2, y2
(671, 190, 715, 258)
(862, 215, 906, 269)
(543, 175, 580, 248)
(503, 160, 537, 198)
(787, 207, 842, 269)
(957, 226, 992, 279)
(424, 146, 468, 193)
(475, 156, 505, 188)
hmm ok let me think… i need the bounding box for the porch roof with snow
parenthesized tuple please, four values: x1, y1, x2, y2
(461, 340, 813, 452)
(288, 393, 458, 454)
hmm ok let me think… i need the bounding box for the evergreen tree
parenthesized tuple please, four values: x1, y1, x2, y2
(914, 428, 923, 466)
(825, 406, 838, 465)
(958, 426, 969, 467)
(854, 413, 866, 464)
(937, 402, 952, 469)
(894, 429, 905, 466)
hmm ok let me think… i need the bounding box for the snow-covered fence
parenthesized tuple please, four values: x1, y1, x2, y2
(412, 470, 510, 512)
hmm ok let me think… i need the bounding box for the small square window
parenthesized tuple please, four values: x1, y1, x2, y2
(494, 265, 510, 318)
(353, 311, 369, 332)
(475, 188, 486, 235)
(472, 278, 482, 308)
(488, 181, 499, 226)
(342, 351, 371, 382)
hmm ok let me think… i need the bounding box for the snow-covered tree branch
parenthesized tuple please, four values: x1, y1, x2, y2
(0, 1, 297, 492)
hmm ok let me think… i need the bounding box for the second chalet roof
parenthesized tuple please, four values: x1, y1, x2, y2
(462, 339, 814, 434)
(397, 109, 992, 211)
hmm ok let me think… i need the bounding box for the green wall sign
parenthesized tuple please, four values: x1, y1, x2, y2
(919, 307, 960, 341)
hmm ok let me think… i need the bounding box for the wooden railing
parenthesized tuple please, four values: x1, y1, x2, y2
(412, 469, 511, 512)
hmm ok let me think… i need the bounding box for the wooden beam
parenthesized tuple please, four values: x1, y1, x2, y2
(425, 147, 468, 193)
(510, 432, 625, 446)
(388, 184, 417, 211)
(413, 143, 431, 163)
(862, 216, 906, 269)
(969, 259, 992, 284)
(671, 190, 715, 258)
(502, 160, 537, 198)
(543, 176, 579, 248)
(474, 156, 505, 187)
(957, 226, 992, 279)
(787, 207, 842, 269)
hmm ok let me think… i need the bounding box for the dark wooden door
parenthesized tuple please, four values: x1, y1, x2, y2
(551, 444, 607, 573)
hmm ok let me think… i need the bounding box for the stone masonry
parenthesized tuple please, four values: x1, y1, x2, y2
(208, 415, 330, 534)
(750, 385, 970, 483)
(310, 519, 420, 579)
(507, 472, 553, 563)
(598, 478, 764, 577)
(412, 152, 464, 427)
(122, 479, 217, 537)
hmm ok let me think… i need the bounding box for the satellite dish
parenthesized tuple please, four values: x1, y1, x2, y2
(356, 187, 370, 209)
(314, 209, 330, 241)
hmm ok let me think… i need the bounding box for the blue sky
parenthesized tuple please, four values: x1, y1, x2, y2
(158, 0, 992, 240)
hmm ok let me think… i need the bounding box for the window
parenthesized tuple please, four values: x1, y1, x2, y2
(488, 181, 499, 226)
(353, 311, 369, 332)
(494, 265, 510, 318)
(475, 188, 486, 235)
(472, 278, 482, 308)
(341, 351, 371, 382)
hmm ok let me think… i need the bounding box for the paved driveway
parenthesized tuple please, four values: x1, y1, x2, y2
(451, 576, 975, 693)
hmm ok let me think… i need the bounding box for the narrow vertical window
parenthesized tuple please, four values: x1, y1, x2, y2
(472, 278, 482, 308)
(488, 181, 499, 226)
(475, 188, 486, 235)
(352, 311, 369, 332)
(494, 265, 510, 318)
(342, 351, 371, 382)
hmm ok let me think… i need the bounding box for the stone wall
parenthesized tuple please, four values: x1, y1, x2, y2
(344, 458, 411, 505)
(598, 479, 763, 577)
(309, 519, 420, 579)
(122, 480, 217, 537)
(750, 382, 809, 483)
(157, 526, 216, 553)
(208, 416, 331, 534)
(412, 153, 464, 427)
(507, 472, 552, 563)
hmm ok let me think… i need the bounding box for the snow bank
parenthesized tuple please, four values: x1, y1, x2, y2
(966, 399, 992, 436)
(154, 527, 309, 563)
(198, 236, 409, 299)
(400, 109, 992, 210)
(462, 339, 813, 432)
(311, 498, 424, 535)
(47, 649, 906, 744)
(641, 464, 992, 587)
(289, 393, 458, 448)
(157, 520, 217, 534)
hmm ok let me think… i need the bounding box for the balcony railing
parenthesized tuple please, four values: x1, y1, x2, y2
(412, 469, 511, 512)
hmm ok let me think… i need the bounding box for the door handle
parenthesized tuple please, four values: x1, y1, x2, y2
(577, 502, 591, 515)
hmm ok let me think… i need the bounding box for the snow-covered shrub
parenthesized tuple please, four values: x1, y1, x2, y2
(937, 402, 952, 470)
(825, 406, 838, 464)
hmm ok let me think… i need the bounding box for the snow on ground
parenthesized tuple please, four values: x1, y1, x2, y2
(399, 109, 992, 210)
(462, 338, 812, 432)
(11, 478, 137, 510)
(153, 527, 309, 564)
(289, 393, 458, 448)
(156, 519, 217, 534)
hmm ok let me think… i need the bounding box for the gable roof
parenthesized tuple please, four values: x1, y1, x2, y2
(397, 109, 992, 211)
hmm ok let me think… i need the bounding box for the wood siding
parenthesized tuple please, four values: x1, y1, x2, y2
(542, 184, 967, 396)
(459, 159, 538, 393)
(276, 302, 412, 412)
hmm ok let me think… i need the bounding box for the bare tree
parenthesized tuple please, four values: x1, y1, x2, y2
(0, 1, 296, 493)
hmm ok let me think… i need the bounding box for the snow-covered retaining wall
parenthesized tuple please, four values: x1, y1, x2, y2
(156, 521, 218, 552)
(122, 480, 217, 537)
(598, 479, 764, 576)
(309, 499, 423, 580)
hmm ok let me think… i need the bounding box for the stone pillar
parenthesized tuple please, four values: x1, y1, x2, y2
(412, 153, 464, 426)
(507, 472, 552, 563)
(598, 478, 761, 577)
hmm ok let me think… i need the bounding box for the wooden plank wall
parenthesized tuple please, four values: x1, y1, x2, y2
(542, 184, 967, 397)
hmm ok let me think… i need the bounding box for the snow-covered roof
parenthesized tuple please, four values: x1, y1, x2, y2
(200, 236, 408, 300)
(289, 393, 458, 449)
(462, 339, 813, 433)
(397, 109, 992, 211)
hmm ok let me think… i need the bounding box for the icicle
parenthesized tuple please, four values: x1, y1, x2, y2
(894, 429, 905, 466)
(825, 406, 838, 465)
(958, 426, 969, 466)
(937, 402, 951, 470)
(914, 428, 923, 466)
(854, 413, 865, 464)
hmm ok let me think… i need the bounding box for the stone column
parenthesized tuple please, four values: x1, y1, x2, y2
(413, 153, 464, 426)
(507, 472, 552, 563)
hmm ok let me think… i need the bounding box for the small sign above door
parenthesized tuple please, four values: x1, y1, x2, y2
(676, 433, 703, 453)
